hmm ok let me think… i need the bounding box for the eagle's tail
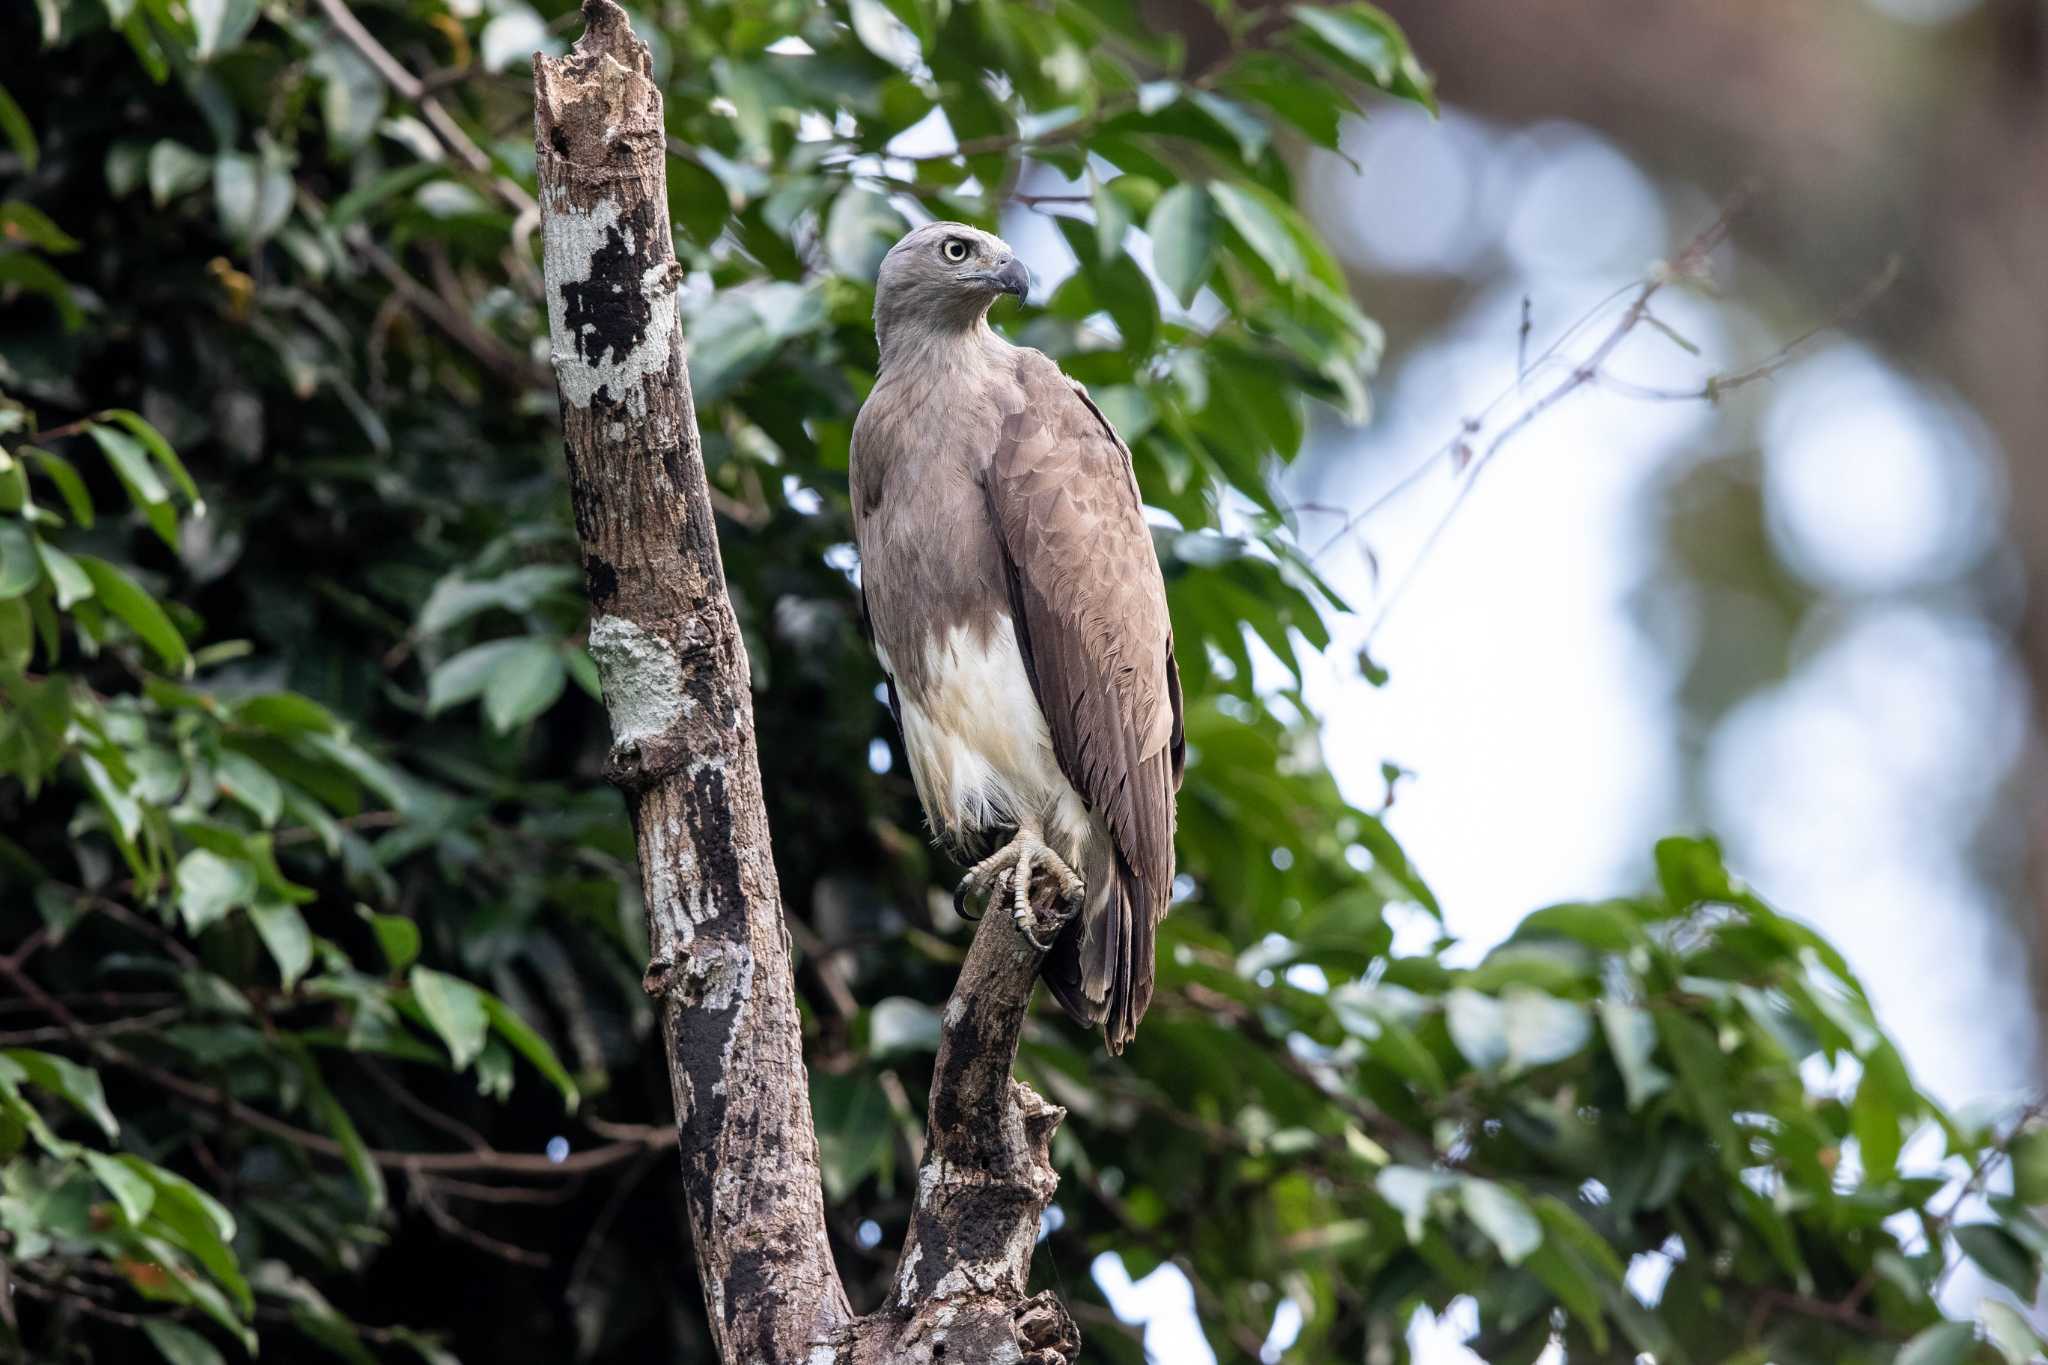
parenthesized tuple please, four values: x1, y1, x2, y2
(1041, 832, 1156, 1054)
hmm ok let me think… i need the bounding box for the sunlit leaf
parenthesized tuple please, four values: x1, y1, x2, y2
(410, 966, 490, 1069)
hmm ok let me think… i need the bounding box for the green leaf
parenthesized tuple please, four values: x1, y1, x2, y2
(0, 521, 38, 598)
(1658, 1011, 1744, 1173)
(0, 595, 30, 671)
(329, 162, 442, 230)
(1291, 4, 1399, 79)
(1445, 988, 1507, 1073)
(142, 1321, 227, 1365)
(232, 692, 338, 735)
(190, 0, 260, 59)
(480, 993, 580, 1112)
(415, 565, 580, 637)
(1375, 1165, 1453, 1243)
(1896, 1321, 1980, 1365)
(214, 151, 293, 245)
(1500, 987, 1591, 1075)
(1851, 1041, 1911, 1183)
(482, 639, 567, 733)
(1094, 175, 1134, 264)
(75, 554, 190, 672)
(0, 81, 37, 171)
(295, 1047, 386, 1214)
(1980, 1299, 2042, 1365)
(99, 410, 202, 508)
(249, 900, 313, 989)
(1211, 180, 1304, 283)
(1956, 1222, 2039, 1300)
(426, 638, 530, 714)
(1655, 835, 1734, 909)
(1289, 4, 1435, 111)
(311, 31, 385, 154)
(28, 448, 93, 526)
(175, 848, 257, 933)
(83, 1149, 157, 1226)
(1525, 1241, 1608, 1351)
(149, 142, 212, 207)
(1459, 1179, 1542, 1265)
(127, 1154, 236, 1242)
(0, 251, 81, 331)
(2, 1048, 117, 1138)
(87, 420, 169, 509)
(410, 966, 490, 1069)
(1596, 999, 1671, 1110)
(36, 540, 93, 609)
(823, 187, 909, 281)
(2007, 1127, 2048, 1209)
(0, 201, 79, 253)
(1146, 184, 1216, 308)
(360, 907, 421, 975)
(215, 750, 284, 826)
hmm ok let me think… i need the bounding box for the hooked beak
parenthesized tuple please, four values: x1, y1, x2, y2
(988, 257, 1030, 300)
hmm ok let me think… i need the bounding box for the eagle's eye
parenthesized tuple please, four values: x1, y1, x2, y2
(941, 238, 969, 263)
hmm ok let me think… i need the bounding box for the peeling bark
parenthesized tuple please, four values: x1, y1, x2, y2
(534, 6, 1077, 1362)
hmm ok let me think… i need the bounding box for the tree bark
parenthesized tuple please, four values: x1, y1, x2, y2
(533, 6, 1078, 1361)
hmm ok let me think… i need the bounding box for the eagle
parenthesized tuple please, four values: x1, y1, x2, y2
(850, 221, 1185, 1053)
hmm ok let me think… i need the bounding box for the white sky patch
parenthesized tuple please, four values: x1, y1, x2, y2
(1762, 345, 2002, 595)
(1092, 1253, 1215, 1364)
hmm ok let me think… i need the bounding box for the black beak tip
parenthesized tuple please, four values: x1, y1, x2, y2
(995, 259, 1031, 300)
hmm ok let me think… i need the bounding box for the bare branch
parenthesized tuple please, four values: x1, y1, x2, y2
(1295, 191, 1901, 655)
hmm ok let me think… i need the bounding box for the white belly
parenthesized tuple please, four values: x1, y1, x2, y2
(876, 614, 1093, 862)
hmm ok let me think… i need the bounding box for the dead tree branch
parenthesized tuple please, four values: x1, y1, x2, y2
(533, 5, 1077, 1361)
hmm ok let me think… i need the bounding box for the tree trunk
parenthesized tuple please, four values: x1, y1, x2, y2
(532, 6, 1079, 1361)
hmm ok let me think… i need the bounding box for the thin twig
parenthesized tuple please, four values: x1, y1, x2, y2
(408, 1172, 551, 1266)
(310, 0, 536, 220)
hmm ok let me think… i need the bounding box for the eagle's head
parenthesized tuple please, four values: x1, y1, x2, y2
(874, 221, 1031, 339)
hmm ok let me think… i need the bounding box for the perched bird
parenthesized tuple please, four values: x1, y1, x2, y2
(850, 221, 1184, 1053)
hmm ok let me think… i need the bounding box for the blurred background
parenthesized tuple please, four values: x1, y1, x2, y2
(1281, 0, 2047, 1107)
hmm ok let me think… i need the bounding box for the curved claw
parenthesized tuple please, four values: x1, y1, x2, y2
(1016, 919, 1061, 953)
(953, 873, 983, 922)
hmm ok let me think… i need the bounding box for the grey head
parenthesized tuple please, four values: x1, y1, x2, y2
(873, 221, 1030, 355)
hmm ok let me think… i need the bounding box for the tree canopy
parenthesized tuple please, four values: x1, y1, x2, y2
(3, 0, 2047, 1362)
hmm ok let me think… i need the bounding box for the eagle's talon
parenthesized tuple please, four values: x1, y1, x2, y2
(953, 874, 983, 922)
(957, 828, 1083, 952)
(1014, 908, 1061, 954)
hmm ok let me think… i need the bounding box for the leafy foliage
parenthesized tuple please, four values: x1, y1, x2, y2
(0, 0, 2042, 1362)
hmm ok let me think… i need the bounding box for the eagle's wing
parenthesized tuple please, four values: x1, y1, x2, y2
(987, 349, 1183, 1051)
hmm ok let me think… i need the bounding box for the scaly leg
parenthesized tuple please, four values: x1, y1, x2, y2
(954, 825, 1085, 951)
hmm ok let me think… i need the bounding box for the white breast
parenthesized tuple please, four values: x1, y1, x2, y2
(876, 614, 1094, 862)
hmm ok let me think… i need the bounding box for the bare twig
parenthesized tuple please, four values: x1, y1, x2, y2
(311, 0, 537, 221)
(408, 1173, 550, 1266)
(1295, 191, 1901, 654)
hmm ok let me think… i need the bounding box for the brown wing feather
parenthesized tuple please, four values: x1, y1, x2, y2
(987, 349, 1182, 1051)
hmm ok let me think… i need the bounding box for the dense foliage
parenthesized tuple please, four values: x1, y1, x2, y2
(3, 0, 2046, 1361)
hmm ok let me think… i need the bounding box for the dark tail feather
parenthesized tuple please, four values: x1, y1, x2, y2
(1040, 913, 1100, 1029)
(1038, 845, 1157, 1054)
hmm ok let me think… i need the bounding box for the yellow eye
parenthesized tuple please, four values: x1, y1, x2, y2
(941, 238, 969, 262)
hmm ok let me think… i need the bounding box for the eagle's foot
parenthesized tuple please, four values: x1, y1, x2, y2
(955, 830, 1083, 951)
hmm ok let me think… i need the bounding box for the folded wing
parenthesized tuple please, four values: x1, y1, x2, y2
(986, 350, 1184, 1052)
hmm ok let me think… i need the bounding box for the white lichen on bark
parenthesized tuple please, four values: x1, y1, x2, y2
(587, 614, 683, 744)
(539, 191, 679, 416)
